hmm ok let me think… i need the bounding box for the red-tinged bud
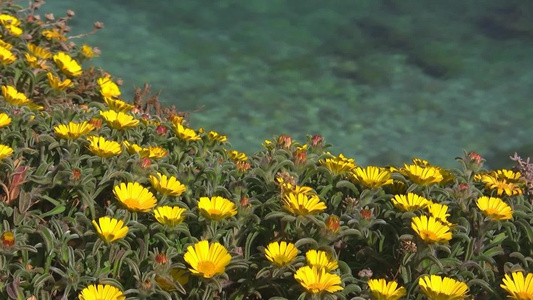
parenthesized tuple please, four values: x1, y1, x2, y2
(156, 125, 167, 135)
(71, 168, 82, 181)
(311, 135, 323, 147)
(468, 151, 483, 164)
(89, 117, 102, 129)
(325, 215, 340, 233)
(141, 157, 151, 168)
(1, 231, 15, 247)
(458, 182, 469, 191)
(294, 151, 307, 165)
(155, 253, 168, 264)
(236, 161, 251, 173)
(277, 135, 292, 149)
(360, 209, 372, 219)
(240, 197, 249, 207)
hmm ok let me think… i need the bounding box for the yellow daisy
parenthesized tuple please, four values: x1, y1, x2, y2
(91, 217, 129, 243)
(0, 14, 22, 37)
(352, 166, 393, 188)
(0, 113, 11, 128)
(146, 145, 167, 159)
(227, 150, 248, 162)
(264, 241, 298, 267)
(149, 173, 186, 196)
(183, 240, 231, 278)
(47, 72, 73, 91)
(282, 191, 327, 216)
(368, 278, 406, 300)
(2, 85, 29, 106)
(174, 123, 201, 141)
(476, 196, 513, 221)
(113, 182, 157, 212)
(478, 174, 523, 196)
(53, 52, 82, 77)
(100, 110, 139, 130)
(53, 121, 95, 140)
(391, 193, 431, 212)
(86, 136, 122, 158)
(103, 97, 134, 112)
(320, 153, 356, 175)
(418, 275, 468, 300)
(428, 203, 453, 226)
(411, 216, 452, 244)
(98, 77, 121, 98)
(0, 144, 13, 160)
(28, 43, 52, 59)
(42, 28, 67, 41)
(500, 271, 533, 300)
(81, 44, 98, 58)
(0, 45, 16, 65)
(78, 284, 125, 300)
(493, 169, 522, 182)
(400, 164, 443, 185)
(197, 196, 237, 221)
(305, 249, 338, 272)
(208, 131, 227, 142)
(153, 206, 187, 227)
(25, 53, 48, 69)
(294, 266, 343, 294)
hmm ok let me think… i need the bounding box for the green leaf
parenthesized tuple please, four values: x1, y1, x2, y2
(40, 205, 66, 218)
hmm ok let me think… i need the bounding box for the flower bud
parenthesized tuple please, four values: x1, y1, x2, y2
(325, 215, 340, 233)
(1, 231, 15, 248)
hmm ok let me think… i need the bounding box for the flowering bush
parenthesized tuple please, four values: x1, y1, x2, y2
(0, 2, 532, 300)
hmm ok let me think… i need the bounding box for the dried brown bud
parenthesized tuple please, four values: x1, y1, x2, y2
(66, 10, 75, 17)
(93, 22, 104, 29)
(44, 13, 55, 21)
(116, 78, 123, 86)
(358, 268, 373, 279)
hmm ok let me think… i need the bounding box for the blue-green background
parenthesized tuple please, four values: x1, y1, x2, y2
(42, 1, 533, 168)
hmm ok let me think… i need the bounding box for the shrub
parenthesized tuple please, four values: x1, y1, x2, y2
(0, 2, 532, 300)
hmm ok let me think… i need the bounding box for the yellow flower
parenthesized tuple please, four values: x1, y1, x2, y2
(305, 249, 338, 272)
(0, 144, 13, 160)
(100, 110, 139, 130)
(411, 215, 452, 244)
(0, 15, 22, 37)
(91, 217, 129, 243)
(391, 193, 431, 212)
(146, 145, 167, 159)
(174, 123, 201, 141)
(428, 203, 452, 226)
(294, 266, 343, 294)
(352, 166, 393, 188)
(264, 241, 298, 267)
(476, 196, 513, 221)
(493, 169, 522, 182)
(0, 39, 12, 50)
(478, 174, 523, 196)
(368, 278, 406, 300)
(183, 240, 231, 278)
(155, 268, 190, 291)
(0, 113, 11, 128)
(25, 53, 48, 69)
(27, 43, 52, 59)
(149, 173, 186, 196)
(42, 28, 67, 41)
(418, 275, 468, 300)
(283, 191, 326, 216)
(123, 140, 150, 157)
(86, 136, 122, 158)
(154, 206, 186, 227)
(500, 271, 533, 300)
(47, 72, 73, 91)
(0, 45, 16, 65)
(53, 52, 82, 77)
(54, 121, 95, 140)
(400, 164, 443, 185)
(227, 150, 248, 162)
(103, 97, 134, 112)
(113, 182, 157, 212)
(320, 153, 356, 175)
(208, 131, 227, 142)
(2, 85, 29, 106)
(78, 284, 125, 300)
(197, 196, 237, 221)
(98, 77, 121, 98)
(81, 44, 98, 58)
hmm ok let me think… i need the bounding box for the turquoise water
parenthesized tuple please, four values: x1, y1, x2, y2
(42, 1, 533, 168)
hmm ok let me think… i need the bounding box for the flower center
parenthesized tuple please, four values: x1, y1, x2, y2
(420, 230, 438, 242)
(197, 261, 216, 277)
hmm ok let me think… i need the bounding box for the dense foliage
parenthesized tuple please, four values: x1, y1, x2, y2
(0, 1, 532, 299)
